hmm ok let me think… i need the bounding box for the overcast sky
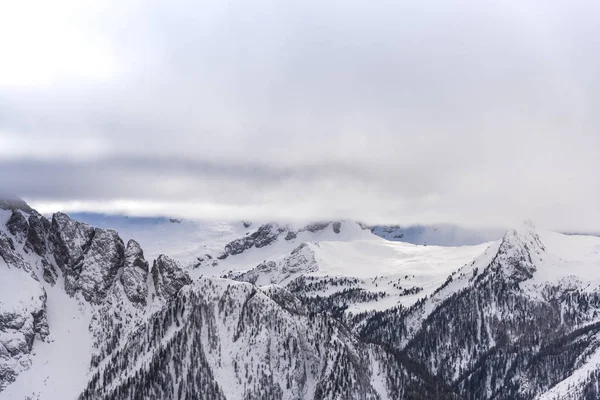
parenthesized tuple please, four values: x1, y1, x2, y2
(1, 0, 599, 230)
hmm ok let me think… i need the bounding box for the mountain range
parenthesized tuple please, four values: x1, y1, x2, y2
(1, 198, 600, 399)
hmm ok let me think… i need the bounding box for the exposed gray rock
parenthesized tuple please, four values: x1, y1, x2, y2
(6, 211, 29, 245)
(332, 221, 342, 234)
(218, 224, 285, 259)
(151, 255, 192, 300)
(0, 231, 36, 278)
(488, 223, 544, 283)
(48, 212, 95, 295)
(48, 213, 130, 302)
(121, 239, 149, 304)
(300, 222, 330, 233)
(281, 243, 318, 275)
(40, 257, 57, 285)
(285, 231, 297, 241)
(226, 260, 278, 285)
(25, 212, 50, 256)
(227, 243, 318, 286)
(0, 282, 48, 391)
(78, 228, 125, 304)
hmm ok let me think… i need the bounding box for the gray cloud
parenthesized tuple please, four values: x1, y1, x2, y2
(0, 0, 599, 230)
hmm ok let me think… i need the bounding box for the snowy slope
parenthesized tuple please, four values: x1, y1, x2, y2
(193, 221, 373, 275)
(524, 230, 600, 289)
(1, 279, 93, 400)
(369, 223, 503, 246)
(225, 234, 491, 313)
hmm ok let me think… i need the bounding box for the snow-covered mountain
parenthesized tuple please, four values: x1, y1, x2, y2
(2, 199, 600, 399)
(368, 223, 503, 246)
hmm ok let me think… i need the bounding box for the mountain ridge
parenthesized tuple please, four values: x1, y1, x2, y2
(2, 198, 600, 399)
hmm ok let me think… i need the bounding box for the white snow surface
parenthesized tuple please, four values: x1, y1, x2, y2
(0, 259, 43, 316)
(525, 230, 600, 289)
(0, 209, 94, 400)
(306, 238, 490, 311)
(198, 220, 375, 276)
(0, 282, 94, 400)
(208, 220, 492, 312)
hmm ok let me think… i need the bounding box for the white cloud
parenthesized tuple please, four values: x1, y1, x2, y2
(1, 0, 599, 231)
(0, 0, 122, 88)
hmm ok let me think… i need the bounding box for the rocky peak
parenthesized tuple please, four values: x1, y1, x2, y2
(77, 228, 125, 304)
(151, 254, 192, 300)
(124, 239, 148, 271)
(47, 212, 130, 303)
(4, 205, 52, 259)
(48, 212, 95, 277)
(299, 221, 343, 234)
(0, 230, 37, 280)
(227, 242, 319, 286)
(6, 210, 29, 245)
(121, 239, 149, 305)
(218, 223, 287, 259)
(282, 242, 318, 275)
(492, 221, 546, 282)
(24, 212, 50, 256)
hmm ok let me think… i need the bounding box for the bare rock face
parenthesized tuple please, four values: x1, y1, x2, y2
(284, 231, 297, 241)
(0, 231, 36, 278)
(40, 257, 58, 285)
(78, 229, 125, 304)
(218, 224, 285, 259)
(48, 213, 126, 303)
(0, 271, 48, 391)
(121, 239, 149, 305)
(6, 211, 29, 245)
(281, 243, 318, 275)
(228, 243, 318, 286)
(48, 212, 95, 295)
(25, 212, 50, 256)
(300, 222, 330, 233)
(332, 221, 342, 234)
(151, 255, 192, 300)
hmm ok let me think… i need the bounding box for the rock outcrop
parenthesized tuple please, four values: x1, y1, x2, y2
(120, 239, 149, 305)
(25, 212, 50, 256)
(6, 211, 28, 245)
(151, 254, 192, 300)
(78, 228, 125, 304)
(48, 212, 95, 294)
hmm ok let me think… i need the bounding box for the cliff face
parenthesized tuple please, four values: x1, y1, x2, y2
(0, 201, 191, 393)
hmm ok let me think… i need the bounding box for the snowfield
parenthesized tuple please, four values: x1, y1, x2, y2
(1, 283, 93, 400)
